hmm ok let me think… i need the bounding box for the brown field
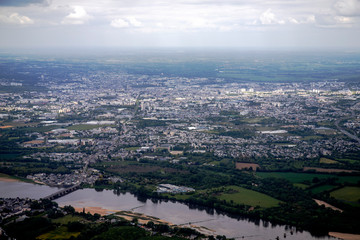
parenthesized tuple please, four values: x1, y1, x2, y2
(0, 176, 20, 182)
(304, 167, 359, 173)
(0, 125, 12, 129)
(236, 162, 260, 171)
(107, 165, 187, 174)
(169, 151, 183, 155)
(23, 140, 44, 144)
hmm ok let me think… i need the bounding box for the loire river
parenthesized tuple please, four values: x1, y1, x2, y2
(0, 180, 334, 240)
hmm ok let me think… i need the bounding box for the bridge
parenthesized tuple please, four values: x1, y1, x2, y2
(42, 184, 82, 201)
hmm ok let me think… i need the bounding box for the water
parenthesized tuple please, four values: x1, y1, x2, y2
(0, 180, 60, 199)
(0, 180, 334, 239)
(55, 188, 333, 240)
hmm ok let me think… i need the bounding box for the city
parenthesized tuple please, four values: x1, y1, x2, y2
(0, 53, 360, 239)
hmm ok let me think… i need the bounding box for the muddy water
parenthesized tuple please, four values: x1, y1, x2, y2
(55, 188, 334, 240)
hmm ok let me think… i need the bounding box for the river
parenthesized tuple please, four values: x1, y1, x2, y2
(0, 180, 333, 240)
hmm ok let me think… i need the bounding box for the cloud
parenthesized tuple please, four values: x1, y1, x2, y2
(110, 17, 142, 28)
(0, 12, 34, 24)
(110, 18, 129, 28)
(315, 14, 338, 26)
(287, 15, 315, 25)
(0, 0, 48, 7)
(1, 0, 359, 49)
(334, 0, 360, 16)
(127, 17, 142, 27)
(61, 6, 91, 25)
(255, 9, 285, 25)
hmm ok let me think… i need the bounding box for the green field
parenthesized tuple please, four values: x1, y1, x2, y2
(37, 226, 80, 240)
(310, 185, 336, 194)
(124, 147, 140, 151)
(256, 172, 332, 183)
(67, 124, 113, 131)
(0, 154, 21, 160)
(336, 176, 360, 184)
(256, 172, 360, 185)
(336, 158, 359, 164)
(217, 186, 281, 208)
(20, 125, 59, 133)
(320, 158, 338, 164)
(330, 186, 360, 206)
(51, 215, 85, 225)
(301, 136, 323, 141)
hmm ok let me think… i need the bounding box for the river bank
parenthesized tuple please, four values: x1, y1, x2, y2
(0, 173, 21, 182)
(329, 232, 360, 240)
(0, 178, 352, 240)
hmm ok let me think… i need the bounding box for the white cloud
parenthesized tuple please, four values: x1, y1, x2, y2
(334, 0, 360, 16)
(288, 15, 315, 25)
(257, 9, 285, 25)
(1, 0, 360, 48)
(288, 17, 299, 24)
(61, 6, 91, 25)
(110, 18, 129, 28)
(110, 17, 143, 28)
(127, 17, 142, 27)
(0, 13, 34, 24)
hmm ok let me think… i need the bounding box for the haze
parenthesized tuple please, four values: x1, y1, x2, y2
(1, 0, 360, 50)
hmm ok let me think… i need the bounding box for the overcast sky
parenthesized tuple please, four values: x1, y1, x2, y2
(0, 0, 360, 50)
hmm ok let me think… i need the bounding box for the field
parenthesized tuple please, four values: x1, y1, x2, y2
(19, 125, 59, 133)
(235, 162, 260, 171)
(314, 129, 337, 135)
(216, 186, 281, 208)
(303, 167, 359, 173)
(0, 154, 21, 160)
(319, 158, 339, 164)
(99, 161, 188, 175)
(256, 171, 360, 184)
(36, 226, 80, 240)
(335, 176, 360, 184)
(330, 186, 360, 206)
(310, 185, 337, 194)
(124, 147, 140, 151)
(67, 124, 113, 131)
(51, 215, 85, 225)
(0, 173, 35, 183)
(256, 172, 333, 183)
(301, 136, 323, 141)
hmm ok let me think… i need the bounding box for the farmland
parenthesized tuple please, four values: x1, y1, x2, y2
(67, 124, 115, 131)
(256, 172, 335, 183)
(303, 167, 359, 173)
(235, 162, 260, 171)
(256, 171, 360, 185)
(51, 215, 86, 225)
(216, 186, 281, 208)
(330, 187, 360, 207)
(37, 226, 81, 240)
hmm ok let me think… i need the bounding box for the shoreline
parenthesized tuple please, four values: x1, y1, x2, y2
(0, 174, 37, 184)
(69, 205, 216, 236)
(3, 178, 359, 239)
(0, 175, 21, 183)
(329, 232, 360, 240)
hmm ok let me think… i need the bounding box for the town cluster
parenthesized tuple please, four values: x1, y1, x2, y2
(1, 68, 360, 185)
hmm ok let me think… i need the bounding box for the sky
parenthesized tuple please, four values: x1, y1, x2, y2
(0, 0, 360, 50)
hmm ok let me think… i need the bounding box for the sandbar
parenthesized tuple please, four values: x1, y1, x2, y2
(329, 232, 360, 240)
